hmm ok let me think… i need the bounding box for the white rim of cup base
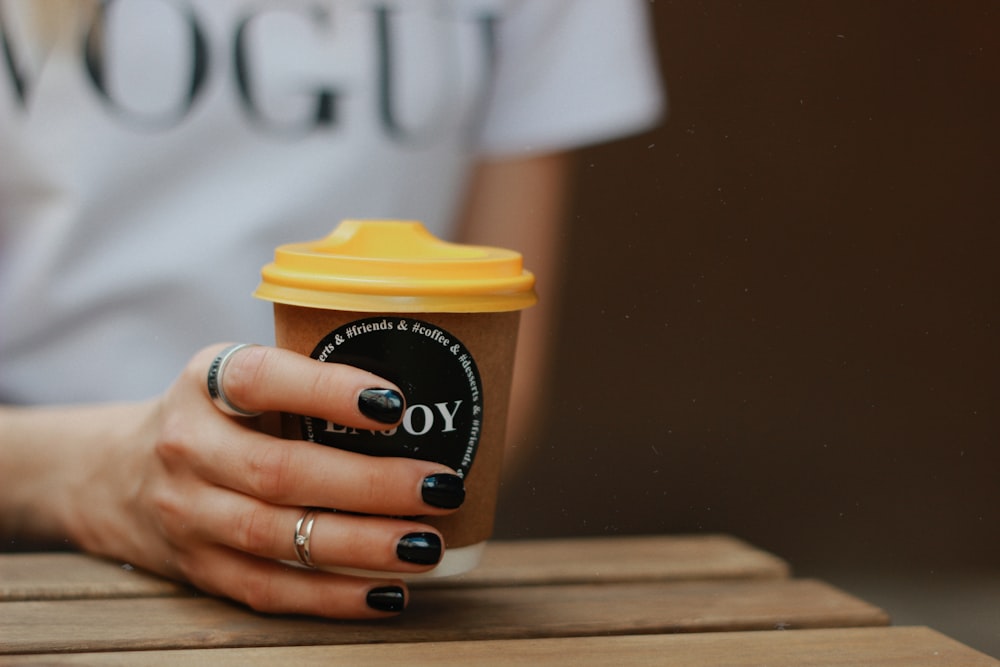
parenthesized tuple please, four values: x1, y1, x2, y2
(286, 541, 486, 580)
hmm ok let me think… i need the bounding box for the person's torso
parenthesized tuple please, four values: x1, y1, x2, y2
(0, 0, 507, 403)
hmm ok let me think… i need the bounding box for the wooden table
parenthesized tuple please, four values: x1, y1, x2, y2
(1, 535, 996, 665)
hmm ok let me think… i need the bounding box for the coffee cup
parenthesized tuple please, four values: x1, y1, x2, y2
(254, 220, 536, 576)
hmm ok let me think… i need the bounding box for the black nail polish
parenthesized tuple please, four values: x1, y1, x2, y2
(367, 585, 405, 613)
(397, 532, 442, 566)
(421, 473, 466, 510)
(358, 388, 404, 424)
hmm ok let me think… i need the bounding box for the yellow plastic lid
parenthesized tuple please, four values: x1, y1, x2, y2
(254, 220, 537, 313)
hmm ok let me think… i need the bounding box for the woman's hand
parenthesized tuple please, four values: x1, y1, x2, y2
(2, 344, 464, 618)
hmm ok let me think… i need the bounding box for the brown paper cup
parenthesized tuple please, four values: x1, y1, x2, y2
(254, 220, 535, 577)
(274, 305, 519, 574)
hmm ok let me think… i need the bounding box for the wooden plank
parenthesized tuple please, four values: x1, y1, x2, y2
(0, 553, 187, 602)
(420, 534, 790, 588)
(0, 578, 887, 654)
(0, 535, 788, 602)
(2, 627, 996, 666)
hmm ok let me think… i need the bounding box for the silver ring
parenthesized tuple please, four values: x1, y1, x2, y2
(206, 343, 263, 418)
(294, 508, 320, 568)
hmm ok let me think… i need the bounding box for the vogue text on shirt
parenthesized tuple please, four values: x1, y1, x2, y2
(0, 0, 499, 139)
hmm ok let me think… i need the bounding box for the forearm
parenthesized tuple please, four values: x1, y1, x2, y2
(0, 402, 150, 547)
(455, 153, 574, 468)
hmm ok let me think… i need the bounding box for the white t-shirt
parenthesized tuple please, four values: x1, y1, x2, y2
(0, 0, 663, 404)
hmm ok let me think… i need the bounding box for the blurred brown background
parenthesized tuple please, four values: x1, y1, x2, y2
(495, 0, 998, 656)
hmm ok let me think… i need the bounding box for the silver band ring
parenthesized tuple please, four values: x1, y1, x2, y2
(294, 508, 320, 568)
(207, 343, 263, 418)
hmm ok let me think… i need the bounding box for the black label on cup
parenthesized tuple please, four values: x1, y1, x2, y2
(302, 317, 483, 479)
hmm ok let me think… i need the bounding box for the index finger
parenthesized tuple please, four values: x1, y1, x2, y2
(206, 344, 405, 430)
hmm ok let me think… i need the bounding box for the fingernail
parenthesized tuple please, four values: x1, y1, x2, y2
(367, 585, 406, 613)
(421, 473, 466, 510)
(397, 532, 442, 566)
(358, 388, 404, 424)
